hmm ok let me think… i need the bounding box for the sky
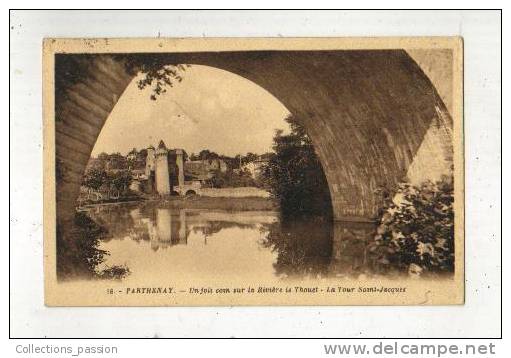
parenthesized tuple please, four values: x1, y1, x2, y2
(91, 65, 291, 157)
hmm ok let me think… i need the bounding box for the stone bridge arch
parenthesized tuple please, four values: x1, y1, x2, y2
(55, 50, 453, 224)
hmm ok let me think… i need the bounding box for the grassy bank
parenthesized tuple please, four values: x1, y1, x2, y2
(78, 196, 143, 207)
(156, 196, 279, 211)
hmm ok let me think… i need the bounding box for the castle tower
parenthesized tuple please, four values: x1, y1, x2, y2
(156, 208, 171, 243)
(145, 145, 155, 177)
(178, 210, 187, 244)
(155, 140, 171, 195)
(175, 149, 185, 187)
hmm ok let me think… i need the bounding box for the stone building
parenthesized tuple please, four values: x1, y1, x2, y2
(143, 140, 183, 195)
(242, 156, 269, 179)
(184, 158, 228, 182)
(142, 140, 199, 196)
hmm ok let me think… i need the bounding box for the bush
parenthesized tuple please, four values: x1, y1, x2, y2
(57, 212, 130, 280)
(210, 169, 257, 188)
(369, 176, 455, 276)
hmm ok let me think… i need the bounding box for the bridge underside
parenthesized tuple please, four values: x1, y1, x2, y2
(54, 50, 453, 223)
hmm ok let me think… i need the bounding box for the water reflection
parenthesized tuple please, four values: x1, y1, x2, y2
(87, 204, 273, 249)
(329, 222, 378, 278)
(77, 203, 425, 281)
(260, 219, 333, 278)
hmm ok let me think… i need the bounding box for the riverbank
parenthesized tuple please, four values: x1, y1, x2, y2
(77, 197, 143, 209)
(155, 196, 278, 211)
(77, 188, 278, 212)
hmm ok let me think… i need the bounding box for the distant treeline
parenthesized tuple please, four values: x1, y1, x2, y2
(93, 148, 272, 170)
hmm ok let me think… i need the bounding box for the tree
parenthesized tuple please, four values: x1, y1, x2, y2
(82, 169, 107, 191)
(97, 152, 109, 161)
(211, 169, 257, 188)
(108, 171, 133, 194)
(135, 63, 190, 101)
(197, 149, 219, 161)
(55, 55, 191, 122)
(242, 152, 258, 165)
(261, 114, 332, 219)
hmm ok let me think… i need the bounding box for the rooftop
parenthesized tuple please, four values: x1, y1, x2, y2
(157, 140, 167, 150)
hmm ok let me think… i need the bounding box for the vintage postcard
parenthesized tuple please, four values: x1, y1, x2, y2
(43, 37, 464, 306)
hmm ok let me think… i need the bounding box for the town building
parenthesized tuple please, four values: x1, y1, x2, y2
(184, 158, 228, 182)
(241, 156, 269, 179)
(83, 141, 234, 199)
(140, 140, 202, 196)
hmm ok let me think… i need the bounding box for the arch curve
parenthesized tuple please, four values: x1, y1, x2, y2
(55, 50, 453, 223)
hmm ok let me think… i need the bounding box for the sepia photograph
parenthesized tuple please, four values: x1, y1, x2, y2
(7, 6, 505, 345)
(43, 37, 464, 306)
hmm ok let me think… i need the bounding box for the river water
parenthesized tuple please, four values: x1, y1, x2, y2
(77, 202, 397, 282)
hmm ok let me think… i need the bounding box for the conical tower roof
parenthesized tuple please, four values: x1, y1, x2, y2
(157, 140, 167, 150)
